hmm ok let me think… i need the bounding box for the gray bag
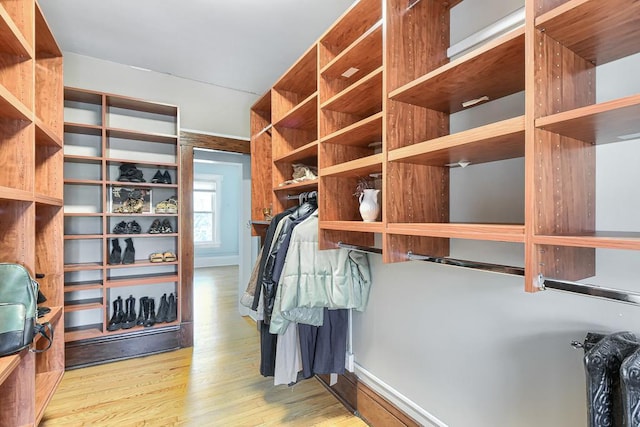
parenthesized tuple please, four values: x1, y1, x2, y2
(0, 263, 53, 356)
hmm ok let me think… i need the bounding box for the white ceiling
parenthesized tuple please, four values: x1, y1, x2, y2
(39, 0, 355, 96)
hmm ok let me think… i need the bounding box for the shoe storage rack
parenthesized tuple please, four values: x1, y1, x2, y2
(62, 87, 184, 367)
(0, 1, 65, 425)
(251, 0, 640, 290)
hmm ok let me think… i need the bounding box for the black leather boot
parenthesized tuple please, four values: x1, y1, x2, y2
(156, 294, 168, 323)
(166, 293, 177, 323)
(122, 295, 137, 329)
(122, 238, 135, 264)
(108, 239, 122, 264)
(136, 296, 148, 326)
(144, 298, 156, 327)
(584, 331, 639, 427)
(107, 296, 124, 331)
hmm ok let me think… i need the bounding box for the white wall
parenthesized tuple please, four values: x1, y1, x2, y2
(63, 52, 257, 138)
(351, 2, 640, 426)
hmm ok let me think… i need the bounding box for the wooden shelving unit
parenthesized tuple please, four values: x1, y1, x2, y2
(250, 0, 640, 295)
(62, 87, 185, 367)
(0, 1, 65, 425)
(527, 0, 640, 289)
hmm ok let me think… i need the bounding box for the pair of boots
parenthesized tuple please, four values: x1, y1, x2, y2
(117, 163, 145, 182)
(136, 297, 158, 327)
(156, 293, 178, 323)
(107, 295, 137, 331)
(109, 238, 135, 264)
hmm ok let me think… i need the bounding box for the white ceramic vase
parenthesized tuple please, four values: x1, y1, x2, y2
(359, 189, 380, 222)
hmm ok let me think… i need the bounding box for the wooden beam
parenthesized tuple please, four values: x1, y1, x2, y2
(179, 130, 250, 154)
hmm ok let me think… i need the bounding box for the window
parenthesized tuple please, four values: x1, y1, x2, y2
(194, 179, 220, 245)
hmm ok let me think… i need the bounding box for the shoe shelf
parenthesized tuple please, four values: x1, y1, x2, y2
(64, 262, 104, 272)
(64, 122, 102, 136)
(106, 127, 178, 144)
(106, 233, 178, 238)
(64, 154, 102, 164)
(105, 180, 179, 189)
(64, 212, 103, 217)
(106, 260, 179, 269)
(388, 116, 525, 166)
(535, 0, 640, 65)
(64, 178, 102, 185)
(108, 212, 179, 217)
(64, 279, 103, 292)
(106, 157, 178, 168)
(535, 94, 640, 145)
(106, 272, 179, 288)
(64, 234, 102, 240)
(64, 325, 103, 343)
(389, 27, 525, 113)
(64, 298, 104, 312)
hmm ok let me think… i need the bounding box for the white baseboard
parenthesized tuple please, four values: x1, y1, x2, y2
(194, 256, 238, 268)
(354, 363, 448, 427)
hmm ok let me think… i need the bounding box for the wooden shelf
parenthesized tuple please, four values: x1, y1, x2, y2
(0, 4, 32, 57)
(387, 223, 525, 243)
(273, 140, 318, 164)
(321, 22, 383, 80)
(64, 122, 102, 136)
(106, 95, 178, 116)
(64, 262, 104, 272)
(107, 213, 178, 217)
(64, 325, 103, 343)
(64, 298, 104, 312)
(536, 94, 640, 144)
(0, 353, 22, 384)
(319, 0, 382, 68)
(63, 179, 102, 186)
(535, 0, 640, 65)
(273, 179, 318, 192)
(64, 212, 103, 217)
(34, 2, 61, 57)
(321, 67, 382, 115)
(106, 180, 178, 189)
(106, 127, 178, 144)
(64, 280, 103, 291)
(106, 157, 178, 168)
(64, 234, 103, 240)
(106, 233, 178, 238)
(320, 153, 383, 178)
(273, 93, 317, 129)
(106, 260, 179, 269)
(0, 186, 33, 202)
(0, 83, 32, 120)
(64, 87, 103, 105)
(35, 194, 63, 207)
(36, 307, 63, 332)
(533, 232, 640, 251)
(35, 118, 63, 148)
(320, 220, 384, 233)
(35, 370, 64, 424)
(321, 112, 383, 147)
(388, 116, 525, 166)
(64, 154, 102, 164)
(389, 27, 525, 114)
(273, 44, 318, 96)
(106, 272, 179, 287)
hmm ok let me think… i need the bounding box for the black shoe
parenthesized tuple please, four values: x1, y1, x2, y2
(162, 171, 172, 184)
(148, 219, 162, 234)
(126, 220, 141, 234)
(166, 293, 177, 323)
(113, 221, 127, 234)
(151, 170, 164, 183)
(117, 163, 137, 182)
(107, 296, 124, 331)
(122, 295, 137, 329)
(161, 219, 173, 233)
(144, 298, 156, 327)
(136, 296, 148, 326)
(128, 170, 146, 183)
(156, 294, 168, 323)
(122, 238, 135, 264)
(108, 239, 122, 264)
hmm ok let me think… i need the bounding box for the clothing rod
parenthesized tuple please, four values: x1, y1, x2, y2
(537, 275, 640, 307)
(337, 242, 382, 255)
(407, 252, 525, 276)
(285, 191, 318, 201)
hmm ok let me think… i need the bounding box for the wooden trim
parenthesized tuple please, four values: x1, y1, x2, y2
(180, 144, 194, 329)
(357, 381, 421, 427)
(179, 130, 249, 154)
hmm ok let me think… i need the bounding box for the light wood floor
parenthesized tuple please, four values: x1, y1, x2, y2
(41, 266, 367, 426)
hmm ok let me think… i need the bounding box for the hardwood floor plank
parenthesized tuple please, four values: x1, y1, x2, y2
(41, 266, 367, 426)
